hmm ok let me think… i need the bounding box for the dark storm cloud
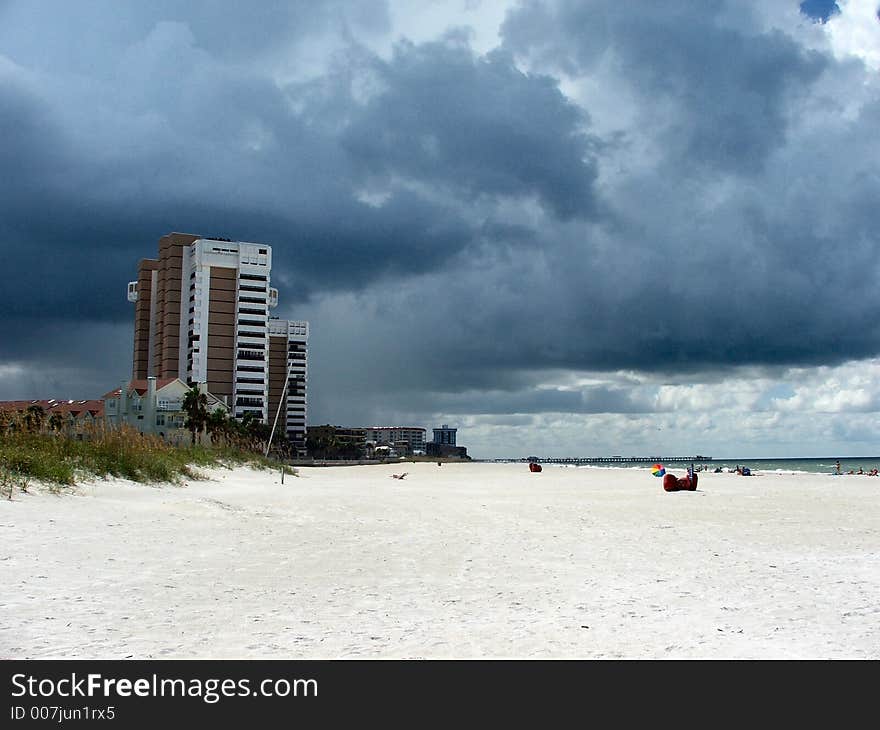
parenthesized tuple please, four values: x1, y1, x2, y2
(293, 0, 880, 404)
(435, 0, 876, 377)
(0, 11, 597, 331)
(416, 383, 651, 415)
(341, 36, 601, 219)
(0, 64, 453, 321)
(502, 0, 828, 174)
(311, 381, 651, 425)
(2, 0, 880, 415)
(389, 147, 880, 388)
(0, 311, 135, 403)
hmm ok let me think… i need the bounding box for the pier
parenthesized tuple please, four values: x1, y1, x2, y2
(492, 455, 712, 465)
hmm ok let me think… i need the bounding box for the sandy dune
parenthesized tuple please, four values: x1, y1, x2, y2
(1, 462, 878, 658)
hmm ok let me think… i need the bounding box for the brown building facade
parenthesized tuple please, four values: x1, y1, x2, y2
(127, 233, 308, 452)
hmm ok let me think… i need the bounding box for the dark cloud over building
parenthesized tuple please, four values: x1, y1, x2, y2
(1, 0, 879, 456)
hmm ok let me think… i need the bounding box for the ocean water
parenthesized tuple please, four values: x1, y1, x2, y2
(548, 457, 880, 476)
(696, 457, 880, 476)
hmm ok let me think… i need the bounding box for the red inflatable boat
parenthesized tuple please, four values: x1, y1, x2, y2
(663, 471, 697, 491)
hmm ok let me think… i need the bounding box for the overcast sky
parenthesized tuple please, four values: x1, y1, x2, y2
(2, 0, 879, 459)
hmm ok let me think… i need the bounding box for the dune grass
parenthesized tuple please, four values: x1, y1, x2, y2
(0, 418, 293, 490)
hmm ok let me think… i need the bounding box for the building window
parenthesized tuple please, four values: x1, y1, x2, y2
(237, 350, 265, 360)
(237, 388, 264, 396)
(237, 408, 264, 417)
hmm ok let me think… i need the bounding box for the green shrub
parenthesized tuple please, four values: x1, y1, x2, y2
(0, 414, 296, 486)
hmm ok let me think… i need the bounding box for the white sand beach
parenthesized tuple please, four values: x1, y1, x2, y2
(1, 462, 878, 659)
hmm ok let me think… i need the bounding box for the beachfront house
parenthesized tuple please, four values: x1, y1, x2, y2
(103, 377, 226, 444)
(0, 399, 105, 438)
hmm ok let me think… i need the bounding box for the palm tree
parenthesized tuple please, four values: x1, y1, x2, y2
(241, 411, 272, 452)
(182, 386, 209, 446)
(306, 425, 342, 459)
(48, 412, 65, 433)
(239, 411, 257, 432)
(24, 405, 45, 433)
(205, 408, 230, 445)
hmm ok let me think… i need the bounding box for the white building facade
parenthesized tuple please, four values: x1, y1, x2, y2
(103, 377, 226, 444)
(183, 238, 279, 422)
(364, 427, 427, 456)
(127, 233, 308, 451)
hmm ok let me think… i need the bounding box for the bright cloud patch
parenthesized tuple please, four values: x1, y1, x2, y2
(823, 0, 880, 68)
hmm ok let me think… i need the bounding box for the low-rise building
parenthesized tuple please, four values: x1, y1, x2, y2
(363, 426, 427, 457)
(0, 399, 104, 438)
(103, 377, 226, 444)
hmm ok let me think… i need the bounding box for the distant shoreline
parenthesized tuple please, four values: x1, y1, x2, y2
(478, 456, 880, 476)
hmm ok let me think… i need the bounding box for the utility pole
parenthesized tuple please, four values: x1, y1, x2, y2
(265, 359, 293, 458)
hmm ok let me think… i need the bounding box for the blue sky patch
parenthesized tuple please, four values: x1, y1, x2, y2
(799, 0, 841, 23)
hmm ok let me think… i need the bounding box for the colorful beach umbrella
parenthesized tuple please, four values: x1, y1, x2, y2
(651, 463, 665, 477)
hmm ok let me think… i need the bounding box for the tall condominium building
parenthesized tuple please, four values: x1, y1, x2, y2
(127, 232, 308, 451)
(267, 318, 309, 449)
(432, 424, 457, 446)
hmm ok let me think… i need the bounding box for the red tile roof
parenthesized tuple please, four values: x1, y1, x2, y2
(0, 399, 105, 418)
(101, 378, 177, 399)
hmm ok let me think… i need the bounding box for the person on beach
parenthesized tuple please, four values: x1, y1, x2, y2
(835, 460, 841, 475)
